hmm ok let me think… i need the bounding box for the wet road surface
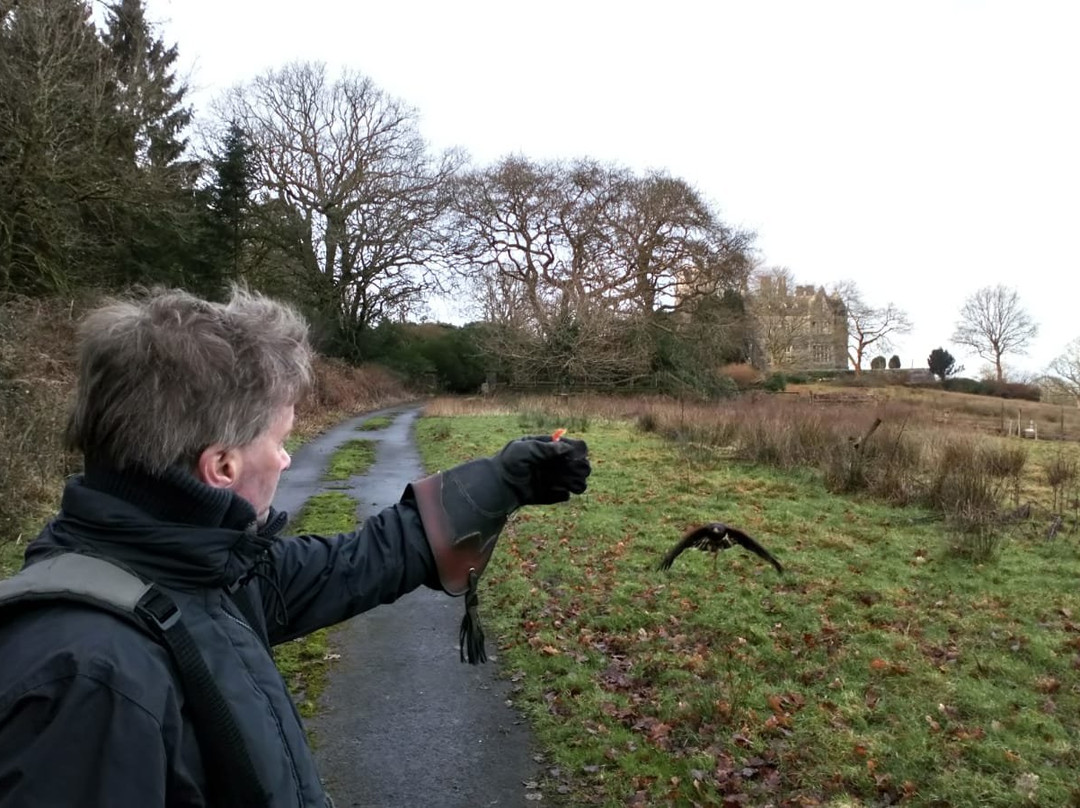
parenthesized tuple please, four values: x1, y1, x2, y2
(274, 404, 544, 808)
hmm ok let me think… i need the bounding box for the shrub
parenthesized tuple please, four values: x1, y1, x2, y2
(889, 355, 901, 369)
(359, 321, 488, 394)
(867, 440, 924, 505)
(882, 369, 913, 385)
(823, 443, 868, 494)
(822, 421, 923, 503)
(701, 420, 738, 447)
(978, 442, 1027, 506)
(637, 411, 659, 433)
(738, 421, 786, 467)
(926, 440, 1008, 562)
(947, 509, 1003, 562)
(762, 373, 787, 392)
(871, 356, 887, 371)
(791, 412, 834, 460)
(942, 377, 983, 395)
(926, 439, 1000, 518)
(983, 380, 1041, 401)
(941, 377, 1042, 402)
(981, 443, 1028, 480)
(300, 357, 409, 415)
(1045, 451, 1078, 512)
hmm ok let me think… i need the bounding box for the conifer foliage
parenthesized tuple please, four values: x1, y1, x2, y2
(0, 0, 198, 294)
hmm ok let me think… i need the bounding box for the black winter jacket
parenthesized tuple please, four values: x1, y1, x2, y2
(0, 463, 440, 807)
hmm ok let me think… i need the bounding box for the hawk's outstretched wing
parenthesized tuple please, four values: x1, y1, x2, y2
(657, 522, 784, 574)
(656, 524, 715, 571)
(724, 525, 784, 574)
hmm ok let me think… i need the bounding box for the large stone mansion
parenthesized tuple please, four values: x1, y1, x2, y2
(753, 277, 848, 371)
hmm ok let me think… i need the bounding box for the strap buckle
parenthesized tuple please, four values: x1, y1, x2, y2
(135, 587, 181, 632)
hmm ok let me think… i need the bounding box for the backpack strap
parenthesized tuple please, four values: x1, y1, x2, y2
(0, 553, 272, 808)
(0, 552, 152, 614)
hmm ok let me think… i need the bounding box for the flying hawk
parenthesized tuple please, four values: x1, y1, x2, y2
(658, 522, 784, 574)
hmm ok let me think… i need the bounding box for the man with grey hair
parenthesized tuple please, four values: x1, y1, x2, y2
(0, 286, 590, 807)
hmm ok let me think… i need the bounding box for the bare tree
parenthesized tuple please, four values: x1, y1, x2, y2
(447, 157, 753, 387)
(608, 171, 752, 315)
(952, 284, 1038, 382)
(450, 157, 557, 326)
(832, 281, 912, 375)
(450, 159, 628, 344)
(450, 159, 752, 323)
(1047, 337, 1080, 406)
(215, 62, 461, 352)
(448, 158, 619, 385)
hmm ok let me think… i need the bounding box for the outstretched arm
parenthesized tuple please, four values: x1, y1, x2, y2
(267, 434, 590, 645)
(267, 500, 440, 644)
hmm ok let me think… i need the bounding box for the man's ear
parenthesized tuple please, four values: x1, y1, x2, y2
(196, 444, 239, 489)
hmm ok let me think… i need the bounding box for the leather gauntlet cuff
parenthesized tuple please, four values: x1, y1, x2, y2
(405, 459, 518, 664)
(405, 459, 517, 596)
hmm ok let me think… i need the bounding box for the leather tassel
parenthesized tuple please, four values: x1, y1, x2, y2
(459, 568, 487, 664)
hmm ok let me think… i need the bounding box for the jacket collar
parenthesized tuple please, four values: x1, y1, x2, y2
(25, 463, 287, 591)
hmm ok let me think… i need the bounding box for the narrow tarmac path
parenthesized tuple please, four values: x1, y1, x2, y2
(275, 404, 545, 808)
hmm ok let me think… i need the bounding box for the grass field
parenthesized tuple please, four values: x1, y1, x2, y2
(415, 403, 1080, 807)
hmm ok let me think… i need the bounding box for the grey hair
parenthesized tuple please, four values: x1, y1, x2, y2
(65, 286, 313, 473)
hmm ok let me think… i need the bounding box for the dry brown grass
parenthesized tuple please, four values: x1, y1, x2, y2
(422, 392, 669, 423)
(270, 384, 1080, 542)
(719, 362, 762, 389)
(576, 389, 1080, 546)
(797, 382, 1080, 439)
(291, 357, 416, 442)
(0, 297, 82, 539)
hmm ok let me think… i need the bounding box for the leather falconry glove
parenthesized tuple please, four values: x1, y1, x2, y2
(404, 434, 590, 663)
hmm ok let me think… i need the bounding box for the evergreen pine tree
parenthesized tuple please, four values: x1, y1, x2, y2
(99, 0, 200, 287)
(207, 122, 257, 281)
(927, 347, 958, 381)
(101, 0, 192, 169)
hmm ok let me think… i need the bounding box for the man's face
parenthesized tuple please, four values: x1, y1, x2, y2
(231, 405, 294, 523)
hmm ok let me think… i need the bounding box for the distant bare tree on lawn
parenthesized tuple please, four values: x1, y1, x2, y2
(952, 284, 1038, 382)
(1047, 337, 1080, 406)
(831, 281, 912, 376)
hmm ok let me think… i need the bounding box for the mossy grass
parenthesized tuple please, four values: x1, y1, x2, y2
(0, 537, 24, 578)
(356, 415, 394, 431)
(275, 491, 358, 718)
(416, 412, 1080, 807)
(323, 439, 377, 481)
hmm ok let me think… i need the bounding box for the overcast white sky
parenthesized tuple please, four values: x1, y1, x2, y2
(145, 0, 1078, 377)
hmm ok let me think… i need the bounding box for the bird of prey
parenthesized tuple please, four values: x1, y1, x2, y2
(658, 522, 784, 575)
